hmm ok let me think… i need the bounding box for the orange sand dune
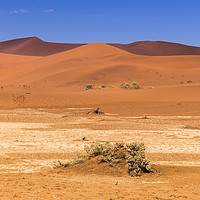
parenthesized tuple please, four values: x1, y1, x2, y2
(1, 42, 199, 88)
(0, 42, 200, 106)
(0, 53, 41, 67)
(0, 37, 85, 56)
(0, 53, 41, 78)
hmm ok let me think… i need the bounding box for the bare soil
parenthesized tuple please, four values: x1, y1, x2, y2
(0, 106, 200, 199)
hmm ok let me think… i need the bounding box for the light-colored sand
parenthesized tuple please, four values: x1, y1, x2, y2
(0, 109, 200, 173)
(0, 109, 200, 199)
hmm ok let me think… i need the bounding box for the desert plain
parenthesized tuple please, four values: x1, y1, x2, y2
(0, 37, 200, 199)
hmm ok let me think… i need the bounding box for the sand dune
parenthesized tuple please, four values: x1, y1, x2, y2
(0, 53, 41, 68)
(0, 42, 199, 107)
(111, 41, 200, 56)
(1, 37, 200, 57)
(0, 42, 200, 89)
(0, 53, 41, 78)
(0, 37, 85, 56)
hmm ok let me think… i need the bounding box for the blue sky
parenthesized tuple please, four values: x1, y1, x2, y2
(0, 0, 200, 46)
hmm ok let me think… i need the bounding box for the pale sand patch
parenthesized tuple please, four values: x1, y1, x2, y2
(0, 109, 200, 173)
(151, 161, 200, 166)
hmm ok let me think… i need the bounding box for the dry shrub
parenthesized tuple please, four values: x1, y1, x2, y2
(55, 142, 152, 177)
(85, 85, 94, 90)
(84, 142, 152, 177)
(120, 82, 143, 90)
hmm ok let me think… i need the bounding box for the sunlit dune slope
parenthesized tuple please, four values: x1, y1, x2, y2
(0, 53, 41, 67)
(1, 43, 200, 88)
(0, 53, 41, 77)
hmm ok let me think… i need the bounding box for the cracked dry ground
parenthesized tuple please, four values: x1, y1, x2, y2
(0, 105, 200, 200)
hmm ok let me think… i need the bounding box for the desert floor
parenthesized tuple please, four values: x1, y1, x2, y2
(0, 102, 200, 200)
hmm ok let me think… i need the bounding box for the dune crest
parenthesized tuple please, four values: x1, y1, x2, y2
(0, 37, 85, 56)
(1, 37, 200, 56)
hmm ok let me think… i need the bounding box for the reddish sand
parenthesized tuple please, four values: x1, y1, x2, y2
(0, 53, 41, 68)
(0, 42, 199, 109)
(0, 42, 200, 86)
(0, 37, 85, 56)
(0, 40, 200, 199)
(111, 41, 200, 56)
(1, 36, 200, 57)
(0, 53, 41, 79)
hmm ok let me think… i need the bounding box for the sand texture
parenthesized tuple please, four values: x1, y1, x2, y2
(0, 39, 200, 199)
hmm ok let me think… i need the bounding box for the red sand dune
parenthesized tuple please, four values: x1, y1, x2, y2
(111, 41, 200, 56)
(1, 37, 200, 57)
(1, 43, 200, 89)
(0, 42, 200, 106)
(0, 37, 85, 56)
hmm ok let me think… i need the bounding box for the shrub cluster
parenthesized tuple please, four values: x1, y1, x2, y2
(55, 142, 152, 177)
(85, 85, 94, 90)
(84, 142, 152, 177)
(120, 82, 143, 90)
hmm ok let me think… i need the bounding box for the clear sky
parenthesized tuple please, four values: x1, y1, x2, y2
(0, 0, 200, 46)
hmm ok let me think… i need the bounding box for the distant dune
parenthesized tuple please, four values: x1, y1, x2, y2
(0, 41, 200, 108)
(1, 37, 200, 57)
(111, 41, 200, 56)
(0, 37, 85, 56)
(1, 43, 200, 89)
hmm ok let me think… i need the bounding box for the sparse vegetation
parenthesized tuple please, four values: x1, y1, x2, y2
(85, 85, 94, 90)
(55, 142, 152, 177)
(141, 116, 149, 119)
(86, 108, 104, 115)
(120, 82, 143, 90)
(84, 82, 144, 91)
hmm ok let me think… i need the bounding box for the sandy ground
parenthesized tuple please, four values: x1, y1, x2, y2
(0, 39, 200, 199)
(0, 107, 200, 199)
